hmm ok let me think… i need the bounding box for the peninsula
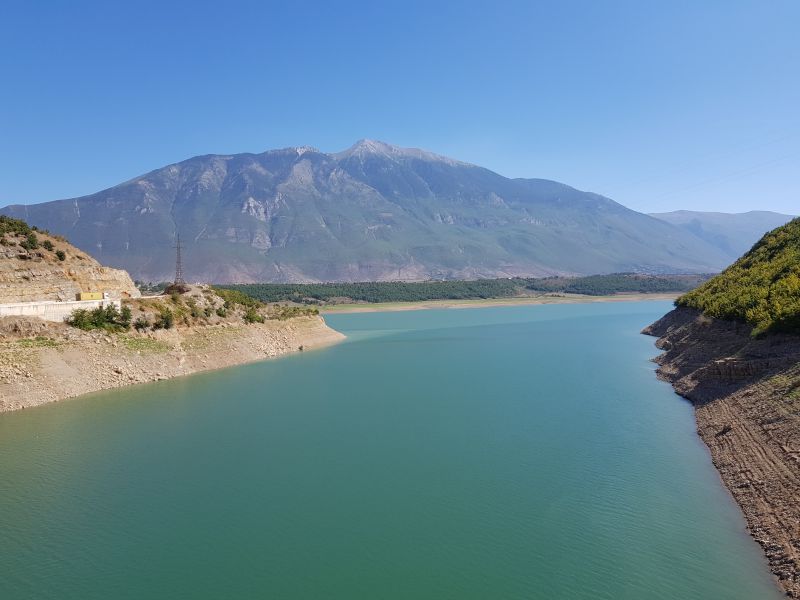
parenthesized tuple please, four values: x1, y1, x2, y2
(0, 217, 343, 412)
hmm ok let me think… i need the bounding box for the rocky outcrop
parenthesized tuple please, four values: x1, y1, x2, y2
(644, 307, 800, 597)
(0, 230, 139, 303)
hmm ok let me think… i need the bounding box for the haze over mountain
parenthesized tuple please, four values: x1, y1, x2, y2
(650, 210, 795, 259)
(1, 140, 744, 283)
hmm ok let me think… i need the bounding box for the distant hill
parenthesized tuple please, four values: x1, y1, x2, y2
(676, 217, 800, 334)
(2, 140, 734, 283)
(650, 210, 795, 259)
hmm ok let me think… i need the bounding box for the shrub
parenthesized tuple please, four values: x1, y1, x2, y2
(66, 304, 131, 332)
(153, 307, 174, 330)
(186, 298, 202, 318)
(0, 215, 32, 237)
(19, 232, 38, 250)
(133, 316, 150, 331)
(243, 306, 265, 324)
(41, 240, 54, 251)
(55, 250, 66, 261)
(119, 305, 132, 329)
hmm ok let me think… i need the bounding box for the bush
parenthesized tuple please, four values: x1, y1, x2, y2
(133, 316, 150, 331)
(66, 304, 131, 332)
(153, 307, 174, 330)
(55, 250, 66, 261)
(243, 306, 265, 324)
(41, 240, 54, 251)
(119, 306, 132, 329)
(186, 298, 202, 318)
(19, 232, 38, 250)
(215, 307, 227, 318)
(0, 215, 32, 237)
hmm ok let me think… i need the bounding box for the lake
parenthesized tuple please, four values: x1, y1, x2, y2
(0, 302, 782, 599)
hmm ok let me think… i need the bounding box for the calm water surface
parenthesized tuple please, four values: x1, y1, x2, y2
(0, 302, 782, 599)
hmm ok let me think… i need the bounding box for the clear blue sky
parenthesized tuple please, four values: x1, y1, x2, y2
(1, 0, 797, 213)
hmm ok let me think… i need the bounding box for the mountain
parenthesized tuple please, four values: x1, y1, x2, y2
(650, 210, 795, 259)
(1, 140, 734, 283)
(676, 217, 800, 334)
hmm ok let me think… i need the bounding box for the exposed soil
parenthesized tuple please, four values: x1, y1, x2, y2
(644, 307, 800, 597)
(0, 314, 344, 412)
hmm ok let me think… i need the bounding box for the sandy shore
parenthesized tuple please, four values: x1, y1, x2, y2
(0, 316, 344, 413)
(320, 292, 680, 313)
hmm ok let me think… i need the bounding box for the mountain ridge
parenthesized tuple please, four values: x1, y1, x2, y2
(1, 140, 740, 283)
(650, 210, 795, 258)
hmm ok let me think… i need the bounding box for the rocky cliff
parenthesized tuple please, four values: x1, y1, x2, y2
(0, 219, 140, 303)
(644, 307, 800, 597)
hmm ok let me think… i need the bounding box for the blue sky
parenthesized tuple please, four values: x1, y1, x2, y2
(1, 0, 797, 214)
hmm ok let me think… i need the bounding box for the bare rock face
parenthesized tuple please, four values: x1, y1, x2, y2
(645, 307, 800, 597)
(0, 231, 140, 303)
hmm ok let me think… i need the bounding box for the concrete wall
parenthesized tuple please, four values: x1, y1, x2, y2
(0, 299, 122, 323)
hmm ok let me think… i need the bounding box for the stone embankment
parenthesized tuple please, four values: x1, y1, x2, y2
(0, 315, 344, 412)
(644, 307, 800, 597)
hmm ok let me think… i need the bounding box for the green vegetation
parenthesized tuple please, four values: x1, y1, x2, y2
(19, 232, 39, 250)
(55, 250, 66, 261)
(120, 336, 171, 353)
(17, 336, 61, 348)
(243, 306, 265, 324)
(269, 305, 320, 320)
(153, 307, 174, 330)
(218, 274, 706, 306)
(41, 240, 54, 251)
(213, 287, 263, 308)
(135, 281, 170, 295)
(677, 218, 800, 335)
(0, 215, 34, 237)
(524, 273, 708, 296)
(66, 304, 133, 332)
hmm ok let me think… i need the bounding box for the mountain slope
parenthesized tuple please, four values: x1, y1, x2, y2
(1, 140, 733, 283)
(650, 210, 794, 259)
(676, 217, 800, 334)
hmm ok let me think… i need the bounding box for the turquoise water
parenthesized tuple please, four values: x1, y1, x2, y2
(0, 302, 782, 599)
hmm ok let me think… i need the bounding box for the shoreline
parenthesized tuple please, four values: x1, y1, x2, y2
(320, 292, 680, 313)
(0, 316, 344, 413)
(644, 308, 800, 597)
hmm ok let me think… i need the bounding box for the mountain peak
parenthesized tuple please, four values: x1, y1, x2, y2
(333, 139, 468, 166)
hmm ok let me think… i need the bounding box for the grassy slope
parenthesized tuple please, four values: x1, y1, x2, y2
(677, 217, 800, 334)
